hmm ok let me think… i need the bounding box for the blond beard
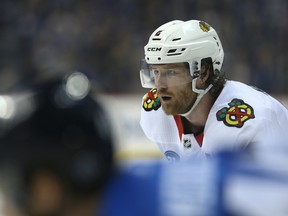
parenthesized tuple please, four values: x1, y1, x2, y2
(160, 85, 195, 115)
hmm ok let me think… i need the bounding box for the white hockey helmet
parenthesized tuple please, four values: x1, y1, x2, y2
(140, 20, 224, 88)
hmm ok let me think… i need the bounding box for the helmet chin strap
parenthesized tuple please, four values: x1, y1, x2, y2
(180, 78, 212, 117)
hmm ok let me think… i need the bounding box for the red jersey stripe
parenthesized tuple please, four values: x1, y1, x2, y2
(173, 115, 183, 141)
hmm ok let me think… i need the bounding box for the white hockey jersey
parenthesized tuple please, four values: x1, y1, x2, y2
(140, 81, 288, 161)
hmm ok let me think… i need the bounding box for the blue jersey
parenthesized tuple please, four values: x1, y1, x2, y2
(99, 147, 288, 216)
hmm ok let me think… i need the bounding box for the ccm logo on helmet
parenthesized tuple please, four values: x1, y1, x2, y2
(147, 47, 162, 51)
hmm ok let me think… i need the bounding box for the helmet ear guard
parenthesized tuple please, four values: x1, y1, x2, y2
(191, 58, 201, 78)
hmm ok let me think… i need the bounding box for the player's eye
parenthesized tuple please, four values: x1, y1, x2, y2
(165, 69, 176, 77)
(152, 69, 160, 77)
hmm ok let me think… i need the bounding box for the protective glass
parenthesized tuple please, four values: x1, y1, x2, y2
(140, 59, 193, 88)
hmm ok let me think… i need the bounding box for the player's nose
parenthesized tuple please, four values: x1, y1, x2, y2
(155, 74, 168, 89)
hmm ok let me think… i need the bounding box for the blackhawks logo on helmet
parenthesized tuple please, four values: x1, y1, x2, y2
(216, 98, 255, 128)
(199, 21, 211, 32)
(142, 88, 161, 111)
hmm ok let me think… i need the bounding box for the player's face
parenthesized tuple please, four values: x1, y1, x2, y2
(152, 63, 196, 115)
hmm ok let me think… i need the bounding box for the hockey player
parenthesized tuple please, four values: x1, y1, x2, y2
(101, 141, 288, 216)
(0, 72, 114, 216)
(139, 19, 288, 161)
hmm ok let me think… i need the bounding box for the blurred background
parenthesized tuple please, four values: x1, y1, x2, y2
(1, 0, 288, 94)
(0, 0, 287, 159)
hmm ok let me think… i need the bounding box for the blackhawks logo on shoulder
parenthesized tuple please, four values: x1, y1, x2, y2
(199, 21, 211, 32)
(216, 98, 255, 128)
(142, 88, 161, 111)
